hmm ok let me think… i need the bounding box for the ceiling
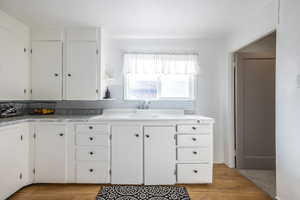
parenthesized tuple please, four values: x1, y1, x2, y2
(0, 0, 273, 39)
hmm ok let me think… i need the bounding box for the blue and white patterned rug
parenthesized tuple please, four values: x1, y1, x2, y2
(96, 185, 190, 200)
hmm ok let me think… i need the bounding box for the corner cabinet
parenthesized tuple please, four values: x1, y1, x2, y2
(0, 124, 30, 200)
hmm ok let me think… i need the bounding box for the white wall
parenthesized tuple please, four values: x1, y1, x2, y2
(228, 0, 278, 52)
(100, 37, 227, 163)
(223, 0, 278, 167)
(0, 10, 30, 100)
(276, 1, 300, 199)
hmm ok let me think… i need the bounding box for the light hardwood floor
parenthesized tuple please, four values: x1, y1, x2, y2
(9, 164, 272, 200)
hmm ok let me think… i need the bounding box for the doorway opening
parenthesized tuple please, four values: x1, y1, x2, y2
(233, 32, 276, 198)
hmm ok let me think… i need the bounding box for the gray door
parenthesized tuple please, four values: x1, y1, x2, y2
(235, 53, 275, 169)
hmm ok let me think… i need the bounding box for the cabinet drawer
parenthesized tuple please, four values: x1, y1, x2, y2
(177, 164, 212, 183)
(76, 133, 109, 146)
(177, 148, 210, 162)
(177, 124, 211, 134)
(177, 135, 210, 147)
(76, 124, 108, 133)
(76, 147, 109, 161)
(76, 162, 109, 183)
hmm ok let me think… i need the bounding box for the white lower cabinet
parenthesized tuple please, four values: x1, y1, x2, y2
(76, 162, 108, 183)
(111, 125, 177, 185)
(111, 125, 143, 184)
(0, 119, 213, 199)
(34, 124, 67, 183)
(0, 124, 29, 200)
(176, 123, 213, 184)
(177, 164, 212, 183)
(75, 124, 110, 183)
(144, 126, 176, 185)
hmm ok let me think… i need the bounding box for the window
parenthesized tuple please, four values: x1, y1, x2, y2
(124, 53, 198, 100)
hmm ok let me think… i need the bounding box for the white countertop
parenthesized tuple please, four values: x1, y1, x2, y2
(0, 109, 214, 127)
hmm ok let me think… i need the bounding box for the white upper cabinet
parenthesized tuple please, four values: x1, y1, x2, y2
(0, 11, 30, 100)
(31, 41, 63, 100)
(34, 124, 67, 183)
(65, 41, 98, 100)
(144, 126, 176, 185)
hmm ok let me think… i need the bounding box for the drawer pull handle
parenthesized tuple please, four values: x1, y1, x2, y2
(59, 133, 64, 137)
(145, 134, 150, 138)
(192, 126, 197, 130)
(193, 151, 198, 155)
(192, 137, 197, 141)
(135, 134, 139, 137)
(89, 126, 93, 130)
(193, 170, 198, 173)
(89, 137, 94, 141)
(89, 152, 94, 155)
(89, 169, 94, 173)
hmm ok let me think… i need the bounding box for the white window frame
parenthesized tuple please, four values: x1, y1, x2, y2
(123, 74, 196, 101)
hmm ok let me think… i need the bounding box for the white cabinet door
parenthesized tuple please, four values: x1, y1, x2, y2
(144, 126, 176, 185)
(0, 125, 29, 200)
(34, 124, 67, 183)
(111, 125, 143, 184)
(31, 41, 62, 100)
(0, 26, 30, 100)
(66, 41, 98, 100)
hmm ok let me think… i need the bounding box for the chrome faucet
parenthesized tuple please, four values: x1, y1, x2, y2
(138, 100, 150, 110)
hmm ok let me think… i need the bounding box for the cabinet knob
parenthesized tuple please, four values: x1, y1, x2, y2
(135, 134, 139, 137)
(193, 151, 198, 155)
(145, 134, 150, 138)
(54, 73, 59, 77)
(192, 137, 197, 141)
(193, 169, 198, 173)
(89, 137, 94, 141)
(89, 126, 93, 130)
(89, 169, 94, 173)
(59, 133, 64, 137)
(68, 74, 71, 77)
(89, 151, 94, 155)
(192, 126, 197, 130)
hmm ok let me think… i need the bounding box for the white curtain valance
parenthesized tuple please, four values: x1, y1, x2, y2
(124, 53, 199, 75)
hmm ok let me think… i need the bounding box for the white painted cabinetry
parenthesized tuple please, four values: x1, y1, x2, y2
(65, 41, 98, 100)
(176, 124, 213, 183)
(0, 124, 30, 200)
(0, 117, 213, 199)
(31, 41, 63, 100)
(0, 11, 30, 100)
(111, 125, 143, 184)
(75, 124, 110, 183)
(65, 28, 99, 100)
(111, 125, 177, 185)
(144, 126, 176, 185)
(34, 124, 67, 183)
(29, 28, 100, 101)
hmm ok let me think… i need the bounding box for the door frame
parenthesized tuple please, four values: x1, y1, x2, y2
(225, 30, 276, 168)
